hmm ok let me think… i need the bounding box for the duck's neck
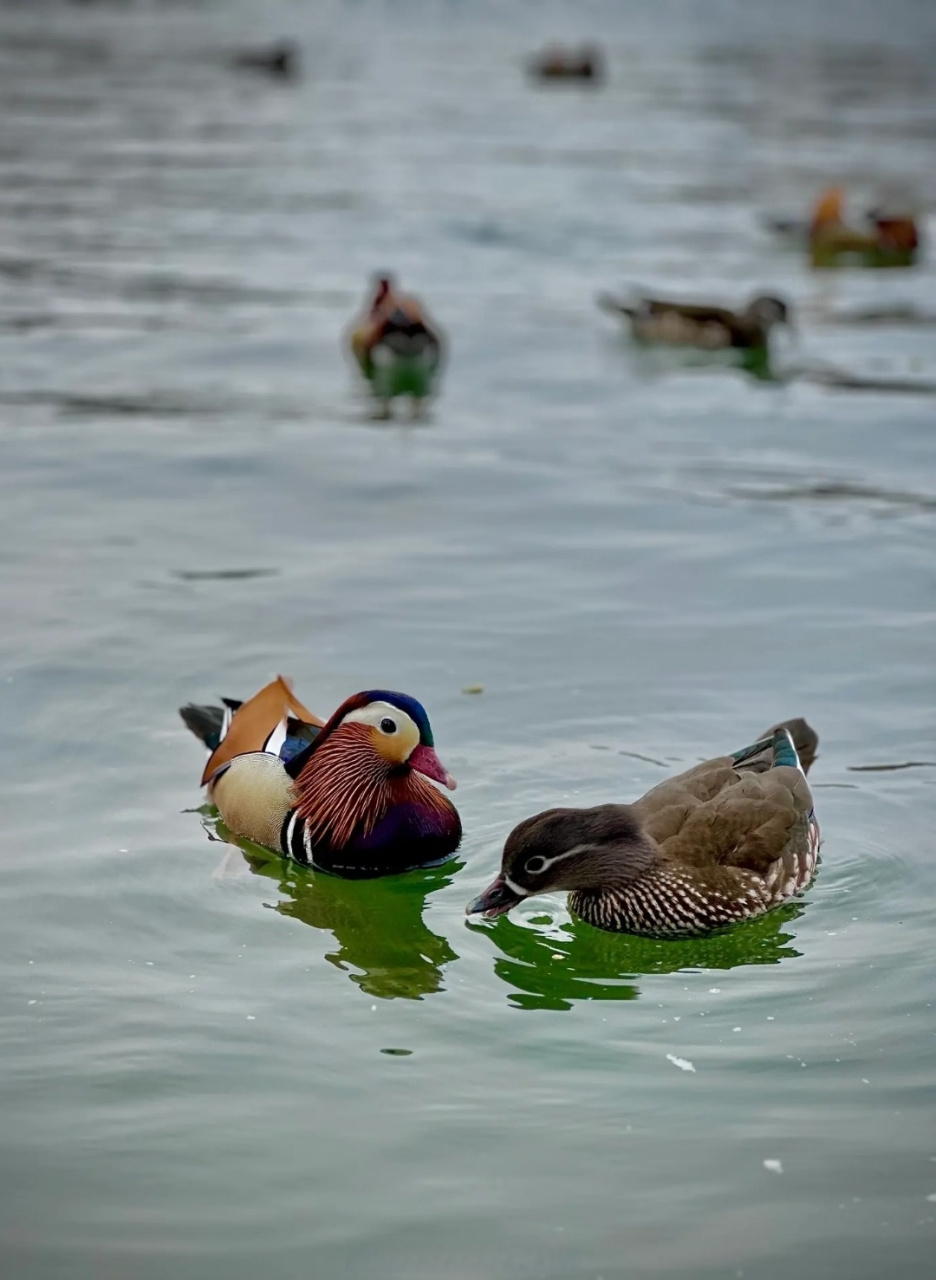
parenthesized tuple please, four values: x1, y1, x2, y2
(292, 733, 398, 849)
(292, 735, 454, 852)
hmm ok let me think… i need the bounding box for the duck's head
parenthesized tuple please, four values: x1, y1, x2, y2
(466, 804, 654, 919)
(371, 273, 396, 308)
(746, 295, 792, 332)
(304, 690, 456, 790)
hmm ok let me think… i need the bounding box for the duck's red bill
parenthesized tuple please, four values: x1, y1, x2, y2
(466, 874, 523, 919)
(409, 743, 457, 791)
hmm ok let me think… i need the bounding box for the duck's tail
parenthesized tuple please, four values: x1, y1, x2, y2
(732, 719, 818, 776)
(596, 291, 638, 318)
(377, 308, 441, 361)
(179, 698, 242, 751)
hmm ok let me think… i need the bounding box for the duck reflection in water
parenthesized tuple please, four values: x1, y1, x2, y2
(212, 823, 460, 1000)
(467, 904, 805, 1011)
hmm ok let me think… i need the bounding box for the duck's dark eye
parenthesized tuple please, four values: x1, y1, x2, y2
(525, 856, 546, 875)
(380, 717, 397, 734)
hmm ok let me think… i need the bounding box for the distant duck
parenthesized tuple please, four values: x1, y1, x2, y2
(232, 40, 300, 79)
(810, 187, 919, 268)
(528, 44, 604, 83)
(181, 676, 460, 878)
(467, 720, 820, 938)
(348, 274, 445, 417)
(598, 291, 792, 352)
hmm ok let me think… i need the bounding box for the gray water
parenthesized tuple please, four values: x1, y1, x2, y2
(1, 2, 935, 1277)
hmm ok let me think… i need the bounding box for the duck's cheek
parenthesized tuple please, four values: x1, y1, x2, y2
(372, 721, 420, 766)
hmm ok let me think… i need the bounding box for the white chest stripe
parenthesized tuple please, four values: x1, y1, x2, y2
(282, 810, 300, 857)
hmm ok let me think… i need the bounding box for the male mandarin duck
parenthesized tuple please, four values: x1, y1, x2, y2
(810, 187, 919, 268)
(348, 274, 444, 416)
(598, 291, 792, 352)
(181, 676, 461, 877)
(467, 720, 820, 939)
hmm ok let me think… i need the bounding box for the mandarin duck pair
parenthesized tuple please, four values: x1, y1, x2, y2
(809, 187, 919, 268)
(182, 677, 821, 940)
(348, 274, 444, 416)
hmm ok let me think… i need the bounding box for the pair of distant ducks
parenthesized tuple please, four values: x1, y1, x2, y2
(351, 187, 920, 413)
(181, 677, 820, 940)
(349, 273, 788, 414)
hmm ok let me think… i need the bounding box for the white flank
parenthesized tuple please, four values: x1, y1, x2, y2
(763, 1159, 783, 1174)
(666, 1053, 696, 1073)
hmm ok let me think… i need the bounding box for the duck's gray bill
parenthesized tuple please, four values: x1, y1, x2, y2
(466, 874, 523, 919)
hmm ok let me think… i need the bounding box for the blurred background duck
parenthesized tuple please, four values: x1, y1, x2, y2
(181, 676, 460, 878)
(528, 44, 604, 83)
(467, 719, 819, 938)
(231, 40, 300, 80)
(810, 187, 919, 268)
(348, 274, 444, 417)
(598, 290, 792, 354)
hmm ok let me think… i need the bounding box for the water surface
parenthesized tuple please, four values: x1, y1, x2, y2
(1, 2, 935, 1277)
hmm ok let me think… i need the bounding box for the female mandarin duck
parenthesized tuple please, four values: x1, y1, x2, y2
(348, 273, 444, 416)
(467, 720, 820, 938)
(181, 676, 461, 877)
(810, 187, 919, 268)
(598, 291, 792, 352)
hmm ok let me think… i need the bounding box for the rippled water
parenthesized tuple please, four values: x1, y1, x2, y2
(1, 2, 935, 1277)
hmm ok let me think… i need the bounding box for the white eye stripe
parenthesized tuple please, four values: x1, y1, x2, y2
(522, 844, 590, 876)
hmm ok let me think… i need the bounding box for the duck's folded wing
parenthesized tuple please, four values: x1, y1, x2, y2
(639, 764, 812, 874)
(640, 762, 809, 875)
(633, 756, 738, 822)
(200, 675, 323, 785)
(672, 771, 809, 870)
(814, 226, 879, 253)
(634, 721, 816, 868)
(646, 300, 737, 327)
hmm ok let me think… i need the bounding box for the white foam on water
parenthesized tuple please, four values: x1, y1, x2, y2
(666, 1054, 696, 1073)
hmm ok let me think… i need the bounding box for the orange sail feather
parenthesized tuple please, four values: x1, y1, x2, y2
(201, 675, 323, 786)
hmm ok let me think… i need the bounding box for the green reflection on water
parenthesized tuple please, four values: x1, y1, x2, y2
(201, 813, 807, 1009)
(621, 337, 781, 383)
(208, 816, 461, 1001)
(468, 904, 805, 1010)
